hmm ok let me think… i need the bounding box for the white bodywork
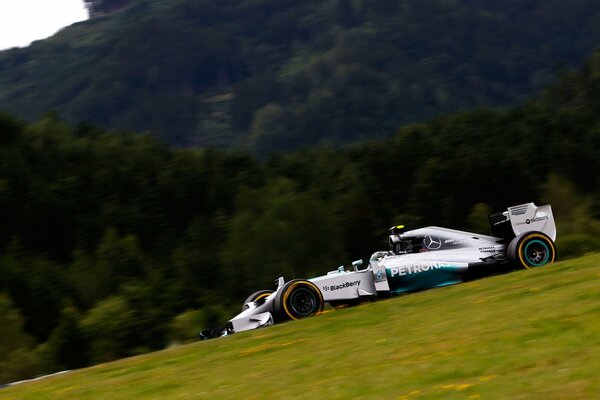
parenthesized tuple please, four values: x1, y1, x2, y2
(310, 268, 376, 300)
(508, 203, 556, 241)
(229, 308, 274, 333)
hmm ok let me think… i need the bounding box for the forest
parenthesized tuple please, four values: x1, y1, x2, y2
(1, 0, 600, 151)
(84, 0, 134, 16)
(0, 50, 599, 384)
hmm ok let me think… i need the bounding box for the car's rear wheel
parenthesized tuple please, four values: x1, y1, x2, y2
(508, 231, 557, 269)
(274, 279, 324, 321)
(242, 290, 274, 311)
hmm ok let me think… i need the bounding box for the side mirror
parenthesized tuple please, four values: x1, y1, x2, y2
(352, 259, 363, 271)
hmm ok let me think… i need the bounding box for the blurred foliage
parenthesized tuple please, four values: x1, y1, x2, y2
(468, 203, 492, 234)
(220, 178, 344, 297)
(0, 50, 598, 384)
(168, 309, 205, 344)
(0, 295, 41, 383)
(81, 296, 136, 363)
(556, 234, 600, 259)
(542, 175, 600, 258)
(2, 0, 600, 151)
(39, 307, 89, 371)
(84, 0, 134, 16)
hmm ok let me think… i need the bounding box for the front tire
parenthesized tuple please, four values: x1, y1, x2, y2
(242, 290, 274, 311)
(507, 231, 557, 269)
(274, 279, 324, 321)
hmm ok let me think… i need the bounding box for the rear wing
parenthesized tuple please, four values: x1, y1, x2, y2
(489, 203, 556, 241)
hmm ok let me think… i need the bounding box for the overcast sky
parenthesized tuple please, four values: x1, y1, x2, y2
(0, 0, 88, 50)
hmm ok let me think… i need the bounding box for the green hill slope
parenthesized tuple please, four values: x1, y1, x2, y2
(3, 253, 599, 399)
(1, 0, 600, 150)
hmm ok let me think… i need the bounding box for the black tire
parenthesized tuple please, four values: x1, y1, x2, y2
(241, 290, 274, 311)
(507, 231, 557, 269)
(274, 279, 324, 321)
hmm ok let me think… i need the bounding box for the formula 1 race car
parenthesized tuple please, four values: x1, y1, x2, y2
(200, 202, 557, 339)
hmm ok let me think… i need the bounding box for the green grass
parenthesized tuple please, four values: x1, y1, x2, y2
(4, 254, 600, 399)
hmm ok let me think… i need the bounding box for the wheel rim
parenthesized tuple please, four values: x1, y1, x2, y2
(523, 240, 550, 266)
(290, 288, 317, 316)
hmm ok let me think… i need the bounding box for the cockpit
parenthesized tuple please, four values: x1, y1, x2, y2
(389, 234, 425, 254)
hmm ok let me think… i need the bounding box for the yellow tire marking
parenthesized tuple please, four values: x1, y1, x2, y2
(254, 292, 271, 301)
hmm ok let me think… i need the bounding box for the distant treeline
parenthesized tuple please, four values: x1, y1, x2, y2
(0, 53, 599, 384)
(84, 0, 133, 16)
(2, 0, 600, 151)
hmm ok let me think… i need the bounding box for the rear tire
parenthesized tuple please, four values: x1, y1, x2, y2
(242, 290, 274, 311)
(274, 279, 324, 321)
(507, 231, 557, 269)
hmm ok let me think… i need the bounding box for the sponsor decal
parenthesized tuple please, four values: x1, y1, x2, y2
(323, 280, 361, 292)
(516, 215, 549, 226)
(526, 216, 548, 224)
(389, 261, 450, 277)
(424, 235, 442, 250)
(478, 246, 497, 253)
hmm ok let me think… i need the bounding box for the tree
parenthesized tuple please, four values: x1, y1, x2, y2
(221, 179, 344, 297)
(81, 296, 135, 363)
(0, 295, 40, 384)
(84, 0, 133, 17)
(42, 307, 89, 370)
(250, 103, 289, 155)
(70, 229, 147, 306)
(468, 203, 492, 234)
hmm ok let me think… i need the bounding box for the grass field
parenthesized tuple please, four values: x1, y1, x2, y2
(3, 253, 599, 399)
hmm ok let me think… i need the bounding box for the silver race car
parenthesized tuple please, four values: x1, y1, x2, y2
(201, 202, 557, 339)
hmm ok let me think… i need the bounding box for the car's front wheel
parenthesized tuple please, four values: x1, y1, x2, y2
(241, 290, 274, 311)
(508, 231, 557, 269)
(274, 279, 324, 321)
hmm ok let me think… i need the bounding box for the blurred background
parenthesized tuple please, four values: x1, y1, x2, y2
(0, 0, 599, 384)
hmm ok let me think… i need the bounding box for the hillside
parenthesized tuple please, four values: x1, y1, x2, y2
(2, 253, 599, 399)
(1, 0, 600, 151)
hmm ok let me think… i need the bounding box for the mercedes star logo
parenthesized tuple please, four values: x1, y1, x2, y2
(424, 235, 442, 250)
